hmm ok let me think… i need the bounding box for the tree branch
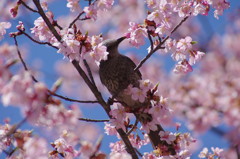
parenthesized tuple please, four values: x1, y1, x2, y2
(48, 90, 99, 103)
(134, 16, 189, 72)
(14, 36, 38, 82)
(20, 0, 38, 12)
(78, 118, 109, 122)
(21, 31, 58, 49)
(69, 11, 85, 28)
(83, 59, 97, 87)
(31, 1, 139, 157)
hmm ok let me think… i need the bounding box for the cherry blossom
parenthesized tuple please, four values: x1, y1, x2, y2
(67, 0, 80, 12)
(159, 131, 176, 144)
(127, 22, 148, 47)
(83, 5, 98, 21)
(0, 22, 11, 40)
(173, 60, 193, 74)
(31, 12, 55, 42)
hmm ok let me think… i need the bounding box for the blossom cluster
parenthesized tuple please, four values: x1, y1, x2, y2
(104, 79, 197, 158)
(53, 29, 108, 65)
(67, 0, 114, 20)
(125, 0, 229, 73)
(199, 147, 224, 159)
(31, 15, 109, 65)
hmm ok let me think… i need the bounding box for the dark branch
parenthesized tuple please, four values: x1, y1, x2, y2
(78, 118, 109, 122)
(69, 11, 85, 28)
(13, 36, 38, 82)
(19, 0, 38, 12)
(83, 59, 97, 87)
(21, 31, 58, 49)
(49, 90, 99, 103)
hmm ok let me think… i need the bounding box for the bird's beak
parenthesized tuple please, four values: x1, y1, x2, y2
(116, 36, 126, 44)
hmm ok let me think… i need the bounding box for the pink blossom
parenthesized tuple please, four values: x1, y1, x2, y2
(147, 10, 163, 24)
(67, 0, 80, 12)
(199, 147, 208, 158)
(130, 87, 146, 103)
(141, 120, 158, 133)
(210, 0, 230, 19)
(109, 118, 126, 132)
(128, 134, 146, 149)
(89, 45, 108, 65)
(83, 5, 97, 21)
(80, 141, 94, 158)
(189, 50, 205, 65)
(139, 79, 153, 92)
(23, 137, 48, 159)
(31, 13, 55, 42)
(176, 36, 193, 52)
(110, 103, 126, 120)
(193, 3, 210, 16)
(142, 152, 157, 159)
(173, 60, 193, 74)
(104, 122, 117, 136)
(1, 71, 48, 116)
(178, 3, 192, 17)
(0, 22, 11, 40)
(97, 0, 114, 10)
(54, 28, 90, 61)
(145, 0, 159, 9)
(211, 147, 224, 157)
(109, 141, 126, 153)
(127, 22, 147, 47)
(109, 152, 132, 159)
(0, 124, 12, 153)
(155, 23, 171, 36)
(159, 131, 176, 144)
(53, 138, 68, 154)
(164, 38, 177, 53)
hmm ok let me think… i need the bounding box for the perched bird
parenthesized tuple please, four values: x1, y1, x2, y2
(99, 37, 168, 151)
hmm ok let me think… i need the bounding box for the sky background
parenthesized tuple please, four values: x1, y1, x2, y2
(0, 0, 239, 158)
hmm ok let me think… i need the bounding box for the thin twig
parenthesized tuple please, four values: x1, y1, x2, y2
(69, 11, 85, 28)
(78, 118, 109, 122)
(19, 0, 38, 12)
(21, 31, 58, 49)
(49, 90, 99, 103)
(134, 16, 189, 72)
(127, 119, 139, 135)
(14, 36, 38, 82)
(83, 59, 97, 87)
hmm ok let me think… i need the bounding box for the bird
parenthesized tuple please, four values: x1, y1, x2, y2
(98, 37, 176, 153)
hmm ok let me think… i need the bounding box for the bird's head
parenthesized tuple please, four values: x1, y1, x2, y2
(102, 36, 126, 58)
